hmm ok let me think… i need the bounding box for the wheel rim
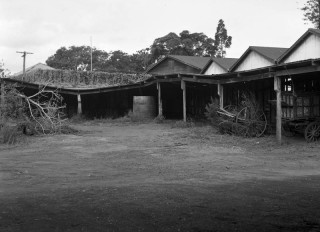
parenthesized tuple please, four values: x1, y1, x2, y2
(305, 122, 320, 142)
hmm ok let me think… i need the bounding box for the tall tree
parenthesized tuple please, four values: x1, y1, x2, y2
(46, 46, 104, 71)
(301, 0, 320, 29)
(131, 48, 152, 73)
(149, 30, 216, 63)
(46, 47, 147, 73)
(214, 19, 232, 58)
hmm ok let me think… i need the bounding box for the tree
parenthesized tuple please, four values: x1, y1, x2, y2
(46, 46, 109, 71)
(214, 19, 232, 58)
(301, 0, 320, 29)
(46, 47, 147, 73)
(0, 61, 10, 78)
(149, 30, 216, 63)
(131, 48, 152, 72)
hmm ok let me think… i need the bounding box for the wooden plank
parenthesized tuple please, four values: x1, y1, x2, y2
(157, 82, 163, 116)
(217, 84, 224, 109)
(77, 94, 82, 115)
(220, 72, 274, 84)
(275, 65, 320, 77)
(181, 77, 218, 84)
(274, 76, 282, 144)
(181, 80, 187, 122)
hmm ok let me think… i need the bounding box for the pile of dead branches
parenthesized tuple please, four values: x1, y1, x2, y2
(205, 92, 267, 137)
(0, 83, 66, 143)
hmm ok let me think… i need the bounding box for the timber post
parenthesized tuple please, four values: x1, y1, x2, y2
(181, 80, 187, 122)
(274, 76, 282, 144)
(217, 83, 224, 109)
(77, 94, 82, 115)
(157, 82, 163, 117)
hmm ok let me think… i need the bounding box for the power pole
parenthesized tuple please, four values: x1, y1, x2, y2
(16, 51, 33, 80)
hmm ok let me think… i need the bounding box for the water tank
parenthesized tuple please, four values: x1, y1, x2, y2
(133, 96, 156, 119)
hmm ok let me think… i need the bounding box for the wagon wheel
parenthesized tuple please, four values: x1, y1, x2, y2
(304, 122, 320, 142)
(219, 105, 238, 121)
(236, 107, 267, 137)
(223, 105, 238, 113)
(236, 107, 249, 121)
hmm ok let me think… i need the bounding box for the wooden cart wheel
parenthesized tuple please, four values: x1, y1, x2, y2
(223, 105, 238, 113)
(252, 110, 267, 137)
(236, 107, 267, 137)
(304, 122, 320, 142)
(236, 107, 249, 122)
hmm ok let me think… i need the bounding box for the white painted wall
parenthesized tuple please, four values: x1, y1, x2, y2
(235, 51, 273, 71)
(204, 62, 227, 74)
(283, 34, 320, 63)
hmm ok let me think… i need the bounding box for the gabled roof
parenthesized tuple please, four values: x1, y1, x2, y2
(277, 28, 320, 63)
(13, 63, 56, 76)
(230, 46, 288, 71)
(200, 57, 238, 74)
(145, 55, 211, 73)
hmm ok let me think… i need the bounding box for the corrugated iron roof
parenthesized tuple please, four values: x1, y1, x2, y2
(230, 46, 288, 71)
(168, 55, 211, 69)
(251, 46, 288, 62)
(278, 28, 320, 63)
(200, 57, 238, 74)
(13, 63, 56, 76)
(145, 55, 211, 73)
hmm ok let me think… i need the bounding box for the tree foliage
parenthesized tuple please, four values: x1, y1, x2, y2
(301, 0, 320, 29)
(46, 47, 147, 73)
(214, 19, 232, 58)
(148, 19, 232, 62)
(149, 30, 216, 63)
(0, 61, 10, 78)
(46, 19, 232, 73)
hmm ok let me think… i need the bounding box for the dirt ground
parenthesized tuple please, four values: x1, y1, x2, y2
(1, 120, 320, 232)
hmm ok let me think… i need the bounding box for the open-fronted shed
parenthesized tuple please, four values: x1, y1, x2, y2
(278, 28, 320, 64)
(230, 46, 288, 72)
(200, 57, 238, 75)
(144, 55, 210, 75)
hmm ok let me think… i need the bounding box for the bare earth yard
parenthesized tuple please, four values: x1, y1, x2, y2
(1, 121, 320, 232)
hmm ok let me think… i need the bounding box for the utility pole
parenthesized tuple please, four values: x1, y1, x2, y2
(16, 51, 33, 80)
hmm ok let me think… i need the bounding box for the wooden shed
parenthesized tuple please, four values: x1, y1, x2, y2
(278, 28, 320, 64)
(230, 46, 288, 72)
(200, 57, 238, 75)
(144, 55, 210, 75)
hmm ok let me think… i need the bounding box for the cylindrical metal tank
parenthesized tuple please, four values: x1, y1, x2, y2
(133, 96, 156, 119)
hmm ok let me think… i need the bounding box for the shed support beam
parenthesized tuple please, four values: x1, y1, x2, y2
(181, 80, 187, 122)
(77, 94, 82, 115)
(157, 82, 163, 117)
(217, 83, 224, 109)
(274, 76, 282, 144)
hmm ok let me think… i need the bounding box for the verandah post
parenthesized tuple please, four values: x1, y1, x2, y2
(77, 94, 82, 115)
(181, 80, 187, 122)
(157, 82, 163, 117)
(274, 76, 282, 144)
(217, 83, 224, 109)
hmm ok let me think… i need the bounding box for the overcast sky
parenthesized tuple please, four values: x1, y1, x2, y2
(0, 0, 311, 73)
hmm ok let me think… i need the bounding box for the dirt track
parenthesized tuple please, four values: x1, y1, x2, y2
(1, 121, 320, 232)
